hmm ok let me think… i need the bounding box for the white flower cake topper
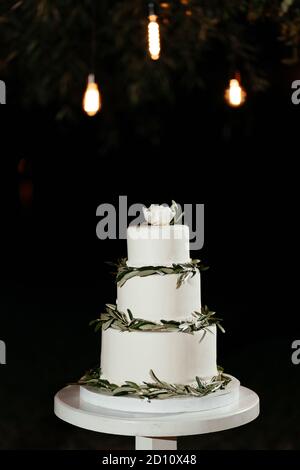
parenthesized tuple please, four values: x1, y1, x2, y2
(143, 203, 176, 226)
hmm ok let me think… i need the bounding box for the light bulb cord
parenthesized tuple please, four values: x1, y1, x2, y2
(91, 0, 97, 73)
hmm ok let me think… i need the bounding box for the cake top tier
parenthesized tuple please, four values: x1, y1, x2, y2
(127, 202, 190, 267)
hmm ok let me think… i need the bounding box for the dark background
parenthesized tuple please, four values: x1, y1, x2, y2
(0, 22, 299, 449)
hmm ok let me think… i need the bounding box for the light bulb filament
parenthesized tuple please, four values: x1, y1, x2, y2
(225, 78, 246, 107)
(83, 74, 101, 116)
(148, 14, 160, 60)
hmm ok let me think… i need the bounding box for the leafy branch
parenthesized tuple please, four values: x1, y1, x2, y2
(114, 258, 208, 288)
(90, 304, 225, 334)
(77, 366, 231, 400)
(169, 200, 184, 225)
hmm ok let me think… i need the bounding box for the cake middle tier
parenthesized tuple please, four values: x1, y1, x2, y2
(100, 326, 218, 385)
(117, 271, 201, 322)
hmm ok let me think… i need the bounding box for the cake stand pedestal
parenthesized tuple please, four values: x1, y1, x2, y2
(54, 385, 259, 450)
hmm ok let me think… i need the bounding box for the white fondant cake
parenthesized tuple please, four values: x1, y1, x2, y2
(101, 327, 217, 384)
(75, 203, 242, 414)
(117, 270, 201, 322)
(80, 375, 240, 413)
(100, 205, 219, 387)
(127, 224, 190, 267)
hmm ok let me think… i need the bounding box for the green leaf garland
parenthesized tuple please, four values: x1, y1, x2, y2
(113, 258, 208, 288)
(90, 304, 225, 334)
(77, 366, 231, 400)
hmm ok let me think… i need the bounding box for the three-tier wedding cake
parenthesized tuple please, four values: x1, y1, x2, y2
(79, 202, 239, 413)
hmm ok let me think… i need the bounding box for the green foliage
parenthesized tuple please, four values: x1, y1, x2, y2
(170, 200, 184, 225)
(90, 303, 224, 334)
(114, 258, 208, 288)
(78, 366, 231, 399)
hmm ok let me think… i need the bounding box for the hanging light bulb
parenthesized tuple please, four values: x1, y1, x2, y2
(83, 74, 101, 116)
(148, 3, 161, 60)
(225, 74, 246, 107)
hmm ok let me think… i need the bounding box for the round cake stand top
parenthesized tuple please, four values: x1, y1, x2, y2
(54, 385, 259, 438)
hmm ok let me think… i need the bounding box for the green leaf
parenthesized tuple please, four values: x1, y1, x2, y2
(155, 392, 176, 399)
(137, 269, 159, 277)
(94, 322, 103, 332)
(112, 386, 137, 396)
(106, 304, 117, 311)
(111, 321, 127, 331)
(127, 309, 133, 321)
(124, 381, 139, 389)
(98, 379, 110, 386)
(139, 324, 161, 331)
(160, 320, 180, 325)
(149, 369, 163, 384)
(159, 268, 176, 274)
(102, 318, 114, 330)
(196, 376, 204, 389)
(118, 271, 140, 287)
(100, 314, 111, 321)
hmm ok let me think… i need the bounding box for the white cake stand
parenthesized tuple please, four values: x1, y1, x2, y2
(54, 385, 259, 450)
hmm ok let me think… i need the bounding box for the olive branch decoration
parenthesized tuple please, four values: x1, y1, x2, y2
(90, 304, 225, 334)
(169, 200, 184, 225)
(77, 366, 231, 400)
(108, 258, 208, 289)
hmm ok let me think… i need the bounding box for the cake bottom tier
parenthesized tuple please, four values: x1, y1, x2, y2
(100, 327, 218, 385)
(80, 375, 238, 413)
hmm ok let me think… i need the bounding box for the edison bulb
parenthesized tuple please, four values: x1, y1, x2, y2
(83, 74, 101, 116)
(225, 78, 246, 107)
(148, 14, 161, 60)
